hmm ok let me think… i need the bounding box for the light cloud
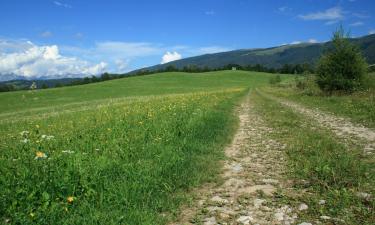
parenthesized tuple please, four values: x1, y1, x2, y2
(290, 41, 301, 45)
(205, 10, 215, 16)
(198, 46, 230, 54)
(308, 39, 318, 43)
(349, 21, 364, 26)
(299, 7, 344, 21)
(325, 20, 340, 26)
(95, 41, 162, 58)
(369, 29, 375, 35)
(278, 6, 292, 13)
(0, 39, 106, 80)
(40, 31, 53, 38)
(352, 12, 370, 19)
(74, 32, 83, 39)
(161, 51, 182, 64)
(114, 59, 129, 73)
(54, 1, 72, 8)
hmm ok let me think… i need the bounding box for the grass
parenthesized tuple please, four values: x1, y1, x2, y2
(264, 73, 375, 128)
(0, 71, 278, 115)
(0, 71, 290, 224)
(252, 90, 375, 224)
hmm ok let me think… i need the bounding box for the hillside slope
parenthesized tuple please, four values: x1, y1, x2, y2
(142, 34, 375, 71)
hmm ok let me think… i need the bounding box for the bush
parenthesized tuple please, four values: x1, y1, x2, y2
(316, 26, 368, 93)
(295, 73, 322, 96)
(269, 75, 281, 85)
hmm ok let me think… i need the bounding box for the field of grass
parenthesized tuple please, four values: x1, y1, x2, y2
(264, 73, 375, 128)
(0, 71, 277, 116)
(252, 90, 374, 224)
(0, 71, 287, 224)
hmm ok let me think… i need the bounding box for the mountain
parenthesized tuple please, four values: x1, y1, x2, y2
(138, 34, 375, 72)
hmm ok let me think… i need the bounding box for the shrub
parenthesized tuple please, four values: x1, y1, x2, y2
(269, 75, 281, 85)
(316, 26, 368, 93)
(295, 73, 322, 96)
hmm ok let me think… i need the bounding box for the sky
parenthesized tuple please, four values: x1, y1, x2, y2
(0, 0, 374, 79)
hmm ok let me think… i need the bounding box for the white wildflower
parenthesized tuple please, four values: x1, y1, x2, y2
(20, 131, 29, 136)
(62, 150, 75, 154)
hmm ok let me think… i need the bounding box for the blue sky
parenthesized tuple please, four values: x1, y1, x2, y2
(0, 0, 374, 79)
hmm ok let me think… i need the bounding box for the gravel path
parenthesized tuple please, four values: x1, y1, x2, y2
(170, 93, 305, 225)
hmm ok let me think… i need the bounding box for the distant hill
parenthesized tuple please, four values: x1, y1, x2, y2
(138, 34, 375, 72)
(0, 78, 82, 91)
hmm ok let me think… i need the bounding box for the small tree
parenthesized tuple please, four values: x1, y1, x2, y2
(316, 26, 367, 93)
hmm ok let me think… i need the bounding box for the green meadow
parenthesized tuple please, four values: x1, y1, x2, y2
(0, 71, 280, 224)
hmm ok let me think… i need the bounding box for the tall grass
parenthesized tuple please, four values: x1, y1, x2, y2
(0, 90, 244, 224)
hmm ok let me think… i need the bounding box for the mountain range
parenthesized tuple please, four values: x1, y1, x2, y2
(140, 34, 375, 72)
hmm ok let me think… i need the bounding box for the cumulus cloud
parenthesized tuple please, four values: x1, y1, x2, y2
(161, 51, 182, 64)
(299, 7, 344, 21)
(308, 39, 318, 43)
(0, 40, 107, 79)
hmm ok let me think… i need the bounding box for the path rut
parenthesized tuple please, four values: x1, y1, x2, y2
(260, 91, 375, 155)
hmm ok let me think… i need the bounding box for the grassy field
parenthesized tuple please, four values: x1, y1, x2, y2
(0, 71, 276, 115)
(252, 90, 375, 224)
(0, 71, 284, 224)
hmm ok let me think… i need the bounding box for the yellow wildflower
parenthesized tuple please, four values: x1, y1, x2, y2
(67, 196, 74, 203)
(34, 151, 47, 160)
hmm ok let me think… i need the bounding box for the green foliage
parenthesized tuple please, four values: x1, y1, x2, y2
(317, 26, 368, 93)
(295, 74, 322, 96)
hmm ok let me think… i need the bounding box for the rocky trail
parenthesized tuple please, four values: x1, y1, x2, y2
(170, 93, 309, 225)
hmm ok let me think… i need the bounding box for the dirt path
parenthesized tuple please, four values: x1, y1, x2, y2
(259, 91, 375, 155)
(170, 93, 305, 225)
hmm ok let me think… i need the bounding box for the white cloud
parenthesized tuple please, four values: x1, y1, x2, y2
(370, 29, 375, 35)
(349, 21, 364, 26)
(0, 40, 107, 79)
(308, 39, 318, 43)
(54, 1, 72, 8)
(299, 7, 344, 21)
(161, 51, 182, 64)
(290, 41, 301, 45)
(40, 31, 53, 38)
